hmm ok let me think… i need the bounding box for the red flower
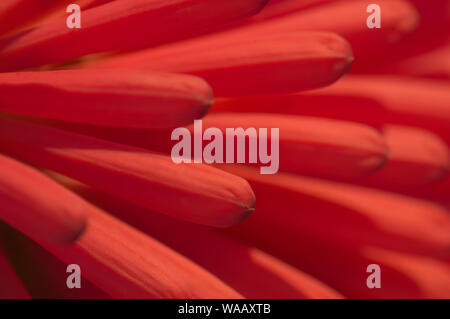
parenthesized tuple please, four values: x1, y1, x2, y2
(0, 0, 449, 299)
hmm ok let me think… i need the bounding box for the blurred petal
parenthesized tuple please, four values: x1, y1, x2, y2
(0, 0, 60, 38)
(222, 165, 450, 257)
(0, 244, 30, 299)
(44, 203, 242, 298)
(53, 112, 388, 180)
(376, 40, 450, 79)
(224, 0, 418, 61)
(217, 76, 450, 145)
(0, 227, 110, 298)
(50, 173, 344, 299)
(0, 0, 268, 71)
(361, 126, 449, 190)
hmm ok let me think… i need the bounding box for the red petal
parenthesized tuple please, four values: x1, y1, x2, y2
(52, 175, 344, 299)
(223, 165, 450, 257)
(0, 154, 87, 245)
(361, 126, 449, 190)
(94, 31, 353, 96)
(0, 116, 255, 227)
(44, 203, 242, 298)
(0, 0, 268, 71)
(0, 69, 212, 128)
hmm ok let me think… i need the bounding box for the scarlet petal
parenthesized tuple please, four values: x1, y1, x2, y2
(361, 126, 449, 190)
(201, 113, 387, 179)
(52, 177, 343, 299)
(221, 76, 450, 145)
(213, 94, 384, 130)
(410, 176, 450, 203)
(0, 154, 87, 245)
(0, 0, 268, 71)
(0, 0, 60, 38)
(94, 32, 353, 96)
(252, 240, 450, 298)
(44, 203, 242, 299)
(377, 40, 450, 80)
(222, 166, 450, 257)
(0, 69, 213, 128)
(1, 229, 110, 298)
(0, 116, 255, 228)
(324, 76, 450, 145)
(222, 0, 418, 62)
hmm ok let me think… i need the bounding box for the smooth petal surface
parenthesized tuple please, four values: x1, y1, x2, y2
(0, 227, 110, 298)
(50, 173, 344, 299)
(361, 126, 449, 190)
(95, 32, 353, 96)
(64, 113, 388, 180)
(0, 0, 268, 71)
(0, 0, 59, 38)
(219, 0, 418, 61)
(0, 69, 213, 128)
(0, 116, 255, 227)
(376, 40, 450, 80)
(44, 203, 242, 299)
(217, 76, 450, 144)
(222, 165, 450, 257)
(0, 154, 87, 245)
(190, 113, 387, 179)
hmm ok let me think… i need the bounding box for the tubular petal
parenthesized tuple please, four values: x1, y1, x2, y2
(0, 0, 60, 38)
(0, 0, 269, 71)
(94, 32, 353, 96)
(222, 165, 450, 257)
(49, 174, 344, 299)
(44, 203, 243, 299)
(0, 228, 110, 298)
(31, 112, 388, 180)
(0, 154, 87, 245)
(361, 126, 449, 190)
(0, 116, 255, 228)
(217, 0, 419, 61)
(376, 41, 450, 80)
(216, 76, 450, 145)
(0, 69, 213, 128)
(186, 113, 387, 179)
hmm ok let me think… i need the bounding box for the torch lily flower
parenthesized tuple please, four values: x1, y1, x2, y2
(0, 0, 449, 299)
